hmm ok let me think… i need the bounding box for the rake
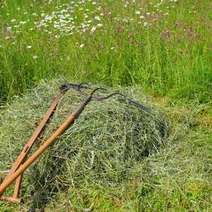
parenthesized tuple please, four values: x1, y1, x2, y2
(0, 83, 149, 203)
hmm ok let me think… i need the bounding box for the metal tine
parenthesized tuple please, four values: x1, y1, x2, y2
(60, 83, 150, 113)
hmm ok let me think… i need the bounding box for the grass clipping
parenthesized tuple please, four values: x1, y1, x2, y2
(0, 80, 169, 205)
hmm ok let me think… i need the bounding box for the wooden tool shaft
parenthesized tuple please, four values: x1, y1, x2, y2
(13, 175, 22, 198)
(0, 95, 92, 196)
(9, 94, 62, 175)
(0, 196, 21, 203)
(0, 93, 63, 201)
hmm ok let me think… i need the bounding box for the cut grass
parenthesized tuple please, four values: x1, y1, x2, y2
(0, 79, 169, 210)
(0, 80, 211, 211)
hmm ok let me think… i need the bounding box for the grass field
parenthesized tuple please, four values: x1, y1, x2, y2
(0, 0, 211, 103)
(0, 0, 211, 211)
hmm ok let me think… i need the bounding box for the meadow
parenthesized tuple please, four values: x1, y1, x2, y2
(0, 0, 211, 211)
(0, 0, 211, 103)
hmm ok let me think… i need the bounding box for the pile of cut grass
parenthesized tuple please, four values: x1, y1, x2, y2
(0, 79, 169, 209)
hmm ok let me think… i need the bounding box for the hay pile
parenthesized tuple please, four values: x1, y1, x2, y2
(0, 79, 169, 207)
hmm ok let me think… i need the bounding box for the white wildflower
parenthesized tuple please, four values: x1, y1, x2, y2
(20, 21, 26, 25)
(144, 22, 148, 27)
(94, 16, 101, 21)
(79, 44, 85, 48)
(91, 26, 96, 33)
(6, 27, 12, 32)
(97, 23, 103, 28)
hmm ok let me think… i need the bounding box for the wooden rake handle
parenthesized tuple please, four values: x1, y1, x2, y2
(0, 89, 97, 198)
(0, 91, 65, 202)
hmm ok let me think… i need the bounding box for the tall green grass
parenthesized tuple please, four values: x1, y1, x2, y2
(0, 0, 211, 103)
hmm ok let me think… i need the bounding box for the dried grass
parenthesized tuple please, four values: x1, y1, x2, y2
(0, 79, 169, 208)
